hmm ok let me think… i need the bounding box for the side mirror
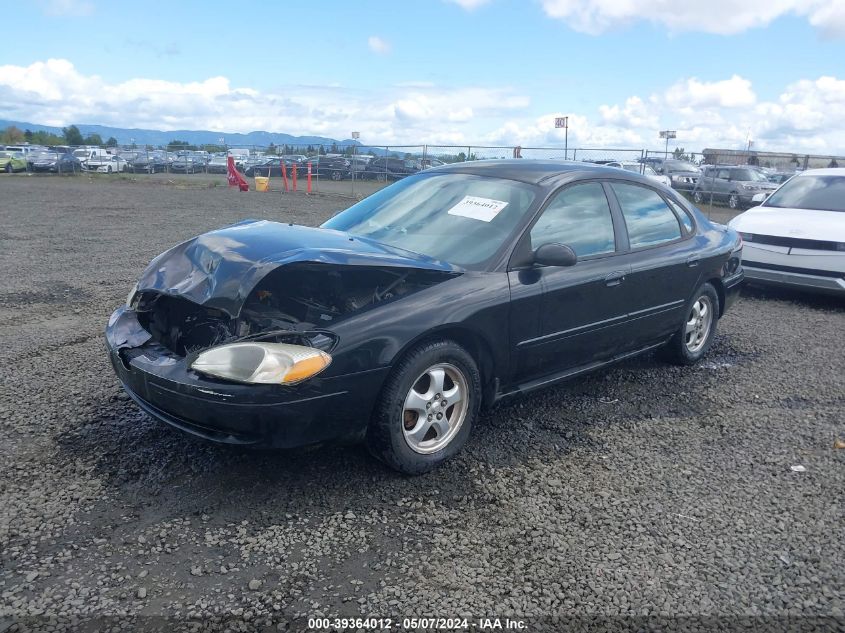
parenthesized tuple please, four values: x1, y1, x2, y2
(751, 193, 766, 203)
(656, 167, 664, 174)
(534, 243, 578, 267)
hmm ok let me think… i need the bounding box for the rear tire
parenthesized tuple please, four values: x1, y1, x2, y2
(367, 340, 481, 475)
(661, 283, 720, 365)
(728, 193, 739, 209)
(693, 191, 703, 204)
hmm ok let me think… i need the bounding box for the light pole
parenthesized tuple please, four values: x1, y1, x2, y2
(351, 132, 360, 197)
(659, 130, 676, 159)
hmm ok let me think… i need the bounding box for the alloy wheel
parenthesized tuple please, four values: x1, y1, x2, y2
(729, 194, 739, 209)
(685, 295, 713, 354)
(401, 363, 469, 455)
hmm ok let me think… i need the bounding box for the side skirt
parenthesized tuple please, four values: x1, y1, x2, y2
(493, 340, 669, 405)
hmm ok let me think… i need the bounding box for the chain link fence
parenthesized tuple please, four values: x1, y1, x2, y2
(5, 141, 844, 205)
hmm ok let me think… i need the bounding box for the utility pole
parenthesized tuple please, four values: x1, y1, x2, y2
(555, 117, 569, 159)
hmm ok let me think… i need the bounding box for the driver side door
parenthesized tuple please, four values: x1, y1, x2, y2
(510, 181, 632, 382)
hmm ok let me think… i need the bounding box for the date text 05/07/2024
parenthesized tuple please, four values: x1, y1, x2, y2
(307, 616, 527, 630)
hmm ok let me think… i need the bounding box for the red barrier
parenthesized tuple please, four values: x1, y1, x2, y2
(307, 162, 312, 194)
(292, 161, 297, 191)
(281, 161, 289, 192)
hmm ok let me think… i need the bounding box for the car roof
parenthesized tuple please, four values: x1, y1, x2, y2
(426, 159, 620, 185)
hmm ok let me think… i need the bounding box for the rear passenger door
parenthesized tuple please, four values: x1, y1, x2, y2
(606, 182, 700, 344)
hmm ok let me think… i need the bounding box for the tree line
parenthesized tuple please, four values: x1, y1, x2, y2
(1, 124, 118, 148)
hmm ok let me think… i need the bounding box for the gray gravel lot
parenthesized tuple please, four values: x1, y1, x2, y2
(0, 175, 843, 632)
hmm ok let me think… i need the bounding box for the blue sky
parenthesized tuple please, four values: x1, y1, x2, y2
(2, 0, 845, 151)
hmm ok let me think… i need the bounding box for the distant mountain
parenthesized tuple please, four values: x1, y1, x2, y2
(0, 119, 361, 149)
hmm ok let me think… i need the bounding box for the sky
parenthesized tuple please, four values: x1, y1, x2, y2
(2, 0, 845, 152)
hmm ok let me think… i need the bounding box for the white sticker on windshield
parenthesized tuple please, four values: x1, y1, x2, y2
(447, 196, 509, 222)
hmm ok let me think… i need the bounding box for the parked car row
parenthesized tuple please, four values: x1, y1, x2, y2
(628, 157, 803, 210)
(242, 155, 446, 181)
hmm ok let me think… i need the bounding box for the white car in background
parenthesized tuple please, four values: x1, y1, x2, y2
(605, 161, 672, 188)
(87, 154, 128, 173)
(728, 168, 845, 295)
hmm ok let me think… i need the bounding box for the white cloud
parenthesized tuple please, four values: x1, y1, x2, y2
(539, 0, 844, 36)
(444, 0, 492, 10)
(599, 96, 658, 129)
(367, 36, 391, 55)
(664, 75, 756, 109)
(4, 59, 845, 154)
(805, 2, 845, 37)
(0, 59, 529, 146)
(39, 0, 94, 17)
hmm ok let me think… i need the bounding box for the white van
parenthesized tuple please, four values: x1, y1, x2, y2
(73, 147, 111, 168)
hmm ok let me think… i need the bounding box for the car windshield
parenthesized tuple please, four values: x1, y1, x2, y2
(763, 175, 845, 212)
(322, 173, 537, 268)
(620, 164, 643, 173)
(732, 169, 768, 182)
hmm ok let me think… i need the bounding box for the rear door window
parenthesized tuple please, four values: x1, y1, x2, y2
(611, 183, 683, 248)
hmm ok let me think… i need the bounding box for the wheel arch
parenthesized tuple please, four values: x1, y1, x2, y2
(388, 325, 499, 409)
(705, 277, 726, 317)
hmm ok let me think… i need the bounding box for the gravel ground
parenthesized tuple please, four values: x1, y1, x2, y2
(0, 175, 843, 632)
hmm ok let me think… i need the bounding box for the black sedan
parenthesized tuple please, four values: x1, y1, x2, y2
(364, 156, 420, 181)
(244, 157, 303, 178)
(128, 154, 168, 173)
(30, 152, 82, 173)
(106, 160, 743, 474)
(170, 156, 206, 174)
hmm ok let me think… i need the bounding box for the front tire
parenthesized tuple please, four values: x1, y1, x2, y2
(367, 340, 481, 475)
(661, 283, 719, 365)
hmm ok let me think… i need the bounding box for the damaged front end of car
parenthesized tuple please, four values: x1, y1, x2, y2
(105, 219, 461, 447)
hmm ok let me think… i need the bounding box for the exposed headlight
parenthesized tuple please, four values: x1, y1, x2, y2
(739, 232, 753, 242)
(191, 342, 331, 385)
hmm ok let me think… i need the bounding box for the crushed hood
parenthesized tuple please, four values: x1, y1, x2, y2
(136, 220, 461, 317)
